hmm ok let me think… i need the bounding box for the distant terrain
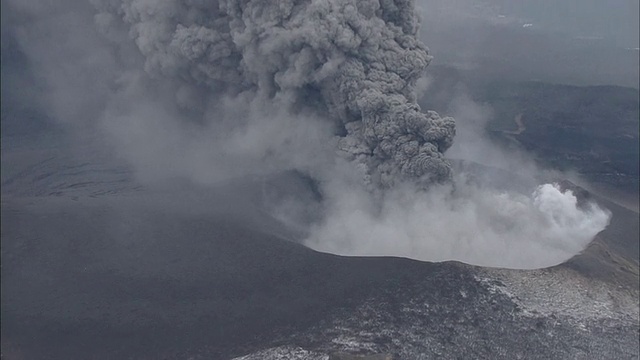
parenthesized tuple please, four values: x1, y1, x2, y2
(421, 65, 640, 206)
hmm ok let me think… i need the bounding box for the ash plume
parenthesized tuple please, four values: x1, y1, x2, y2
(92, 0, 455, 188)
(5, 0, 611, 269)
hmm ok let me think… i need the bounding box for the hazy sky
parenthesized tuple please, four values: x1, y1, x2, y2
(417, 0, 640, 87)
(497, 0, 639, 47)
(421, 0, 639, 47)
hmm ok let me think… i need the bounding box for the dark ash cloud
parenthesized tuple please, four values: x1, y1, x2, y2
(91, 0, 455, 188)
(2, 0, 612, 269)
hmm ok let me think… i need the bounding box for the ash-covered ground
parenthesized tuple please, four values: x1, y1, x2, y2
(1, 126, 638, 359)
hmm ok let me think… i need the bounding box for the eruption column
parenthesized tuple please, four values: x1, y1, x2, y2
(93, 0, 456, 188)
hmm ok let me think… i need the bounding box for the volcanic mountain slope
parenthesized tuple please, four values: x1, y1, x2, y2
(2, 187, 638, 360)
(1, 122, 638, 359)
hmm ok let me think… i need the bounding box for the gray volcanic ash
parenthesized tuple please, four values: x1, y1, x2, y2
(5, 0, 611, 268)
(91, 0, 455, 189)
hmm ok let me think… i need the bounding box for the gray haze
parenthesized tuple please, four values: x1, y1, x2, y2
(421, 0, 639, 46)
(1, 0, 618, 268)
(418, 0, 640, 88)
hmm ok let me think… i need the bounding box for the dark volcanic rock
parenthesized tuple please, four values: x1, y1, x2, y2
(2, 186, 638, 359)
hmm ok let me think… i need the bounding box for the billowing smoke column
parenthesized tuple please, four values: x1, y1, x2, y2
(4, 0, 611, 270)
(92, 0, 455, 188)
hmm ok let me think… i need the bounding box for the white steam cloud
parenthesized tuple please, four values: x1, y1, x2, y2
(5, 0, 611, 269)
(306, 180, 611, 269)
